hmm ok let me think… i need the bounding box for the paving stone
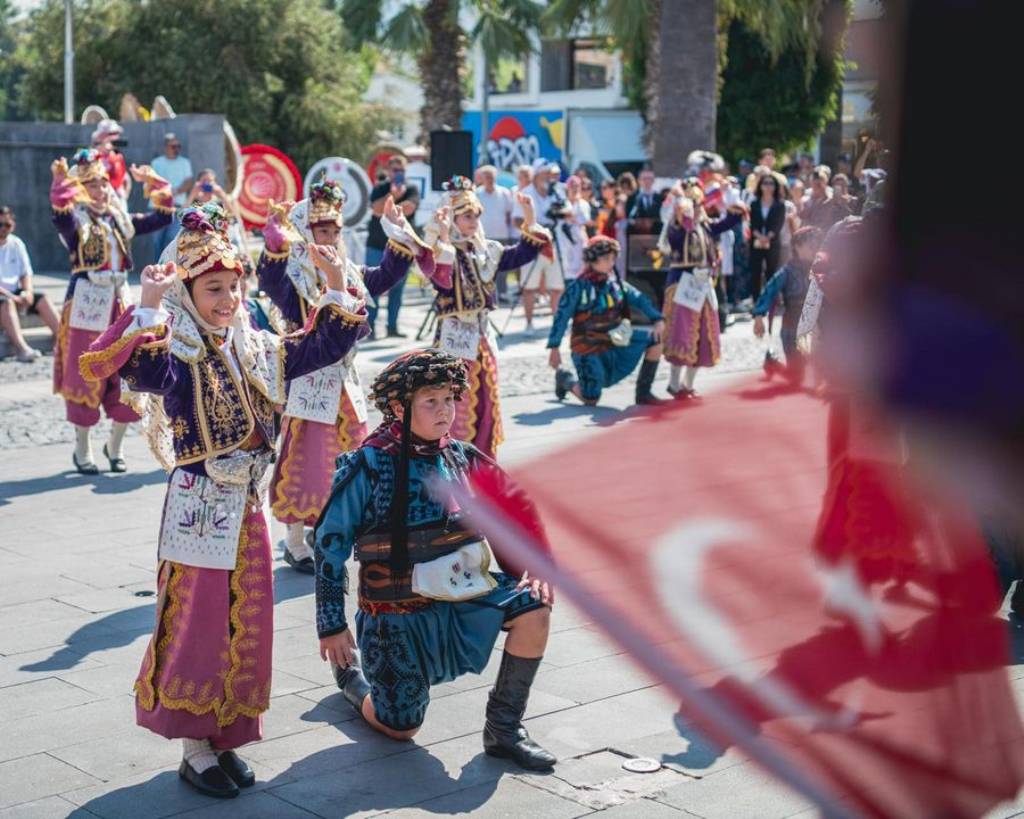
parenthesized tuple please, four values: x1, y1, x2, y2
(174, 791, 321, 818)
(615, 727, 748, 779)
(56, 665, 139, 698)
(532, 654, 658, 705)
(523, 686, 679, 761)
(654, 762, 815, 819)
(265, 737, 507, 818)
(0, 677, 100, 723)
(49, 728, 182, 783)
(61, 769, 213, 819)
(379, 776, 591, 818)
(0, 754, 100, 811)
(0, 696, 136, 763)
(518, 750, 692, 812)
(539, 626, 624, 669)
(260, 692, 355, 742)
(579, 798, 686, 817)
(0, 646, 101, 688)
(0, 796, 89, 819)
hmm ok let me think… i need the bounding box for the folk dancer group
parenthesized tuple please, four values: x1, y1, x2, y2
(56, 157, 560, 797)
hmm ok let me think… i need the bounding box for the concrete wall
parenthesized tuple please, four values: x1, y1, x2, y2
(0, 114, 225, 274)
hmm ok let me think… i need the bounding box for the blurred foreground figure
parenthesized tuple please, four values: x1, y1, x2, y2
(453, 379, 1024, 817)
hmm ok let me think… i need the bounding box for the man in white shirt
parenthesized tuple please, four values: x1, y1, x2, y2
(150, 133, 194, 258)
(512, 159, 563, 335)
(475, 165, 515, 303)
(553, 175, 591, 281)
(0, 207, 59, 362)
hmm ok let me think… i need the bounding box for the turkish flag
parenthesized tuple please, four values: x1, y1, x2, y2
(451, 381, 1024, 818)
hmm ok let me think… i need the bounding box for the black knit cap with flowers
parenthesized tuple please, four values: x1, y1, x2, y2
(369, 348, 469, 420)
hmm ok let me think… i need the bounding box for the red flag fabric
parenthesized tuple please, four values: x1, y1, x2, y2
(451, 381, 1024, 818)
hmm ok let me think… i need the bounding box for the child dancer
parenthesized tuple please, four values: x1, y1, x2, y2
(257, 181, 431, 572)
(51, 148, 173, 473)
(80, 208, 370, 798)
(315, 349, 557, 770)
(423, 176, 550, 458)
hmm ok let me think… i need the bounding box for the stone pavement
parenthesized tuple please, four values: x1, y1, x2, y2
(3, 293, 1023, 819)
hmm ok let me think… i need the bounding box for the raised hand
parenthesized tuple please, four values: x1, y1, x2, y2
(267, 199, 295, 226)
(382, 195, 403, 226)
(140, 262, 178, 309)
(435, 205, 451, 242)
(51, 157, 69, 181)
(515, 190, 536, 225)
(309, 243, 346, 291)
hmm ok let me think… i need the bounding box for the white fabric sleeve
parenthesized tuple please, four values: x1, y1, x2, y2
(130, 306, 169, 331)
(320, 288, 364, 314)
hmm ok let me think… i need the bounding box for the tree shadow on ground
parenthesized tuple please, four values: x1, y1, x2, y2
(18, 603, 155, 673)
(0, 467, 166, 508)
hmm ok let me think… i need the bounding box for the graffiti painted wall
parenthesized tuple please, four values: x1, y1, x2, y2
(462, 111, 565, 171)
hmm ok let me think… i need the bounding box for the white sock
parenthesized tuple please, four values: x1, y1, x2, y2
(74, 425, 94, 464)
(683, 366, 697, 390)
(669, 364, 682, 392)
(286, 523, 313, 559)
(182, 738, 219, 773)
(107, 421, 128, 459)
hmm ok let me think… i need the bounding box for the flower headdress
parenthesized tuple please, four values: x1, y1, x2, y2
(442, 175, 483, 217)
(175, 207, 244, 281)
(68, 148, 108, 183)
(308, 179, 347, 227)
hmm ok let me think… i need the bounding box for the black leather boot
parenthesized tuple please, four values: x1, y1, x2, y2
(332, 662, 371, 718)
(555, 368, 577, 401)
(635, 358, 667, 405)
(483, 652, 556, 771)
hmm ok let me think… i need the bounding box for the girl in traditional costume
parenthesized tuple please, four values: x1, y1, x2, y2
(50, 148, 174, 474)
(314, 349, 557, 771)
(546, 236, 666, 405)
(423, 176, 550, 458)
(79, 207, 370, 798)
(658, 178, 744, 398)
(257, 180, 431, 572)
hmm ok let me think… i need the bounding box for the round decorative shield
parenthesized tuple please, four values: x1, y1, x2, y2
(303, 157, 373, 228)
(238, 144, 303, 229)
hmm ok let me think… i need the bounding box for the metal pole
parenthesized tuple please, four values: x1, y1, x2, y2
(63, 0, 74, 123)
(478, 50, 489, 168)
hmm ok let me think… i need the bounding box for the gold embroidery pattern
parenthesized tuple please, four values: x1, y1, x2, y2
(54, 301, 105, 409)
(135, 517, 271, 725)
(662, 287, 720, 366)
(78, 323, 169, 383)
(270, 394, 366, 524)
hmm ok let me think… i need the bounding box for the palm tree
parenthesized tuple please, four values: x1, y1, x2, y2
(544, 0, 831, 174)
(341, 0, 543, 142)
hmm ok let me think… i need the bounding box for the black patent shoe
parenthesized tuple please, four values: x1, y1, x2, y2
(283, 548, 315, 574)
(217, 750, 256, 788)
(103, 443, 127, 473)
(178, 759, 240, 799)
(483, 723, 557, 771)
(72, 452, 99, 475)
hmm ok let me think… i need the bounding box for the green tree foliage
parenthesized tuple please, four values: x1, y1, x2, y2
(341, 0, 543, 136)
(0, 0, 30, 119)
(716, 18, 845, 162)
(13, 0, 398, 169)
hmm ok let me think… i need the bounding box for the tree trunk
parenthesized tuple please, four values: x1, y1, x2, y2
(418, 0, 464, 142)
(648, 0, 717, 175)
(817, 0, 849, 167)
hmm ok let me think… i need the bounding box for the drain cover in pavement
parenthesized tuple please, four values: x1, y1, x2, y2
(622, 757, 661, 773)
